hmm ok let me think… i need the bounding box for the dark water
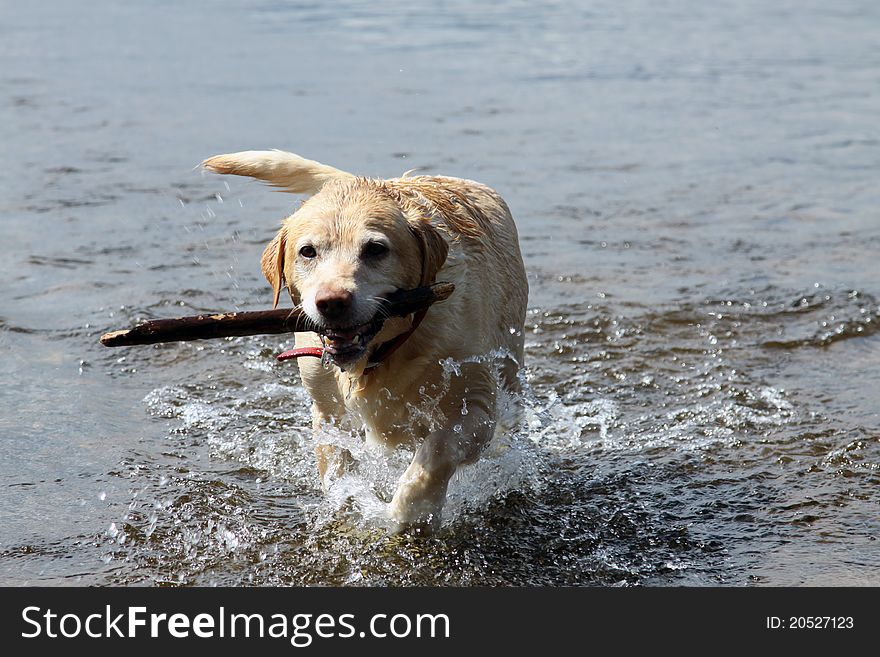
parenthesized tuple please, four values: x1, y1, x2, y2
(2, 0, 879, 586)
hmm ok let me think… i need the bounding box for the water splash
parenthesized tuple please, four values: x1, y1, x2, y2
(92, 284, 879, 585)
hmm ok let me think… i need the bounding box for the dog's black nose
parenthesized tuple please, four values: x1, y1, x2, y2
(315, 289, 353, 321)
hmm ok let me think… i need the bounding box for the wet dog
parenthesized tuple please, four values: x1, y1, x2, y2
(203, 150, 528, 532)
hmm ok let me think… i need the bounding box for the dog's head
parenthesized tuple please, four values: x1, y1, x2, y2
(263, 179, 448, 365)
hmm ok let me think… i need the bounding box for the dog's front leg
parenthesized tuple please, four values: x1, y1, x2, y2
(389, 367, 496, 533)
(313, 419, 355, 490)
(296, 337, 352, 491)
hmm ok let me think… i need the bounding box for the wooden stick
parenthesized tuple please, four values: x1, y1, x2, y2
(100, 282, 454, 347)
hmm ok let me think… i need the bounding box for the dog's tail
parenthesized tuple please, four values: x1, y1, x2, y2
(201, 149, 355, 196)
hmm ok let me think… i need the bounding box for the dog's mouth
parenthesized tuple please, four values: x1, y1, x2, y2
(318, 320, 382, 365)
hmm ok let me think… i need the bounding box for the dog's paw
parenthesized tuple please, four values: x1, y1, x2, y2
(388, 465, 447, 535)
(388, 516, 439, 537)
(316, 445, 356, 492)
(387, 503, 442, 536)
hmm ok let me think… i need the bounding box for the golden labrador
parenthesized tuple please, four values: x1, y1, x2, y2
(203, 150, 528, 532)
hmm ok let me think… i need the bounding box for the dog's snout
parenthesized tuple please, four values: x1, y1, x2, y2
(315, 289, 353, 321)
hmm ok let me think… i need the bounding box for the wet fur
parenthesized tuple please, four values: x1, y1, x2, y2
(203, 150, 528, 532)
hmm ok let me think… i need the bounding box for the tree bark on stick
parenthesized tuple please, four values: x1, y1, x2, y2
(100, 282, 454, 347)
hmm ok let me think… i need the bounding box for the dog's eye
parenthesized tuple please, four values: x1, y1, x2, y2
(362, 241, 389, 259)
(299, 245, 317, 259)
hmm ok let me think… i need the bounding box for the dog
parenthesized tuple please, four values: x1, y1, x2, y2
(202, 150, 528, 532)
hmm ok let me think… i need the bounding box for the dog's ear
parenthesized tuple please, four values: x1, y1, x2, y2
(261, 227, 288, 308)
(409, 220, 449, 286)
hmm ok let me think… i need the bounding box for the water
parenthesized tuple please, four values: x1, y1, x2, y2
(1, 0, 879, 586)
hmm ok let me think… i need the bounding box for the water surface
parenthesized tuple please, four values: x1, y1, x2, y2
(1, 0, 879, 586)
